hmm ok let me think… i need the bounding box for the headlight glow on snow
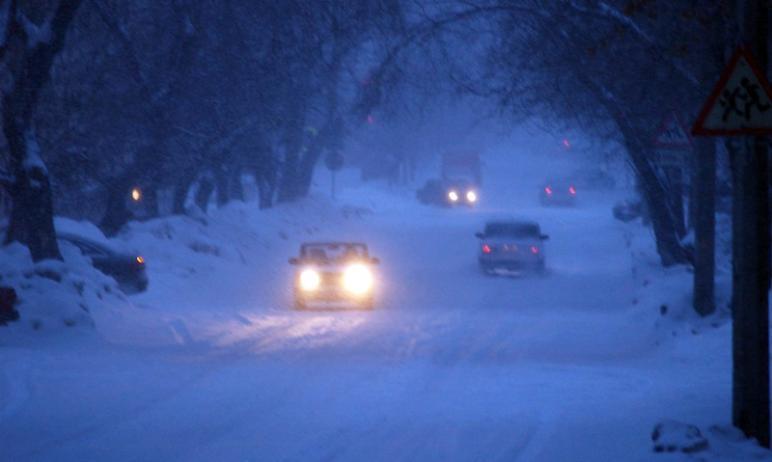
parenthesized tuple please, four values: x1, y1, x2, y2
(299, 268, 321, 291)
(466, 190, 477, 203)
(343, 264, 373, 295)
(448, 190, 459, 202)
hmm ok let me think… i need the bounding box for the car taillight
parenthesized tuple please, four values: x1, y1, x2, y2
(545, 186, 552, 195)
(530, 246, 539, 255)
(482, 244, 492, 254)
(569, 186, 576, 195)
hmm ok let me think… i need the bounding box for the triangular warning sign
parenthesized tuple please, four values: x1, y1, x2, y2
(693, 48, 772, 136)
(654, 111, 692, 149)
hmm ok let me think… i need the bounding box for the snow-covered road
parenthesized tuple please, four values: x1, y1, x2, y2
(0, 157, 742, 461)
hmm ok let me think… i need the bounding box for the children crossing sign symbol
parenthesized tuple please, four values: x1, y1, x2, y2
(693, 48, 772, 136)
(654, 112, 692, 149)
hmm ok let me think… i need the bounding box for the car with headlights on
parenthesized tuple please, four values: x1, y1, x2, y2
(416, 178, 479, 207)
(289, 242, 379, 309)
(476, 220, 549, 274)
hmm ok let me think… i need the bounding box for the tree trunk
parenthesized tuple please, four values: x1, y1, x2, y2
(3, 128, 61, 261)
(194, 175, 214, 213)
(664, 166, 687, 238)
(296, 143, 323, 198)
(143, 183, 160, 219)
(693, 138, 716, 316)
(230, 166, 244, 202)
(172, 170, 196, 215)
(100, 176, 133, 237)
(618, 120, 692, 266)
(215, 164, 229, 207)
(255, 169, 274, 209)
(2, 0, 84, 261)
(277, 143, 301, 202)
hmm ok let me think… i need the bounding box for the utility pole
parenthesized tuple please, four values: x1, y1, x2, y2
(733, 0, 771, 447)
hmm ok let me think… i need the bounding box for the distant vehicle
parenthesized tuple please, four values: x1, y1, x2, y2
(540, 179, 578, 206)
(418, 151, 482, 207)
(58, 233, 148, 293)
(289, 242, 380, 309)
(441, 151, 482, 185)
(417, 178, 479, 207)
(476, 220, 548, 274)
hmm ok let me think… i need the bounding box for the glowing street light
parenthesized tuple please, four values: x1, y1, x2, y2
(131, 187, 142, 202)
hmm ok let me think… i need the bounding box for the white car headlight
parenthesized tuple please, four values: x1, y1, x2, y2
(466, 190, 477, 203)
(448, 190, 459, 202)
(299, 268, 321, 291)
(343, 264, 373, 295)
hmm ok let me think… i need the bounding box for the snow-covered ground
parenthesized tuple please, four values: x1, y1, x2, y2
(0, 149, 768, 461)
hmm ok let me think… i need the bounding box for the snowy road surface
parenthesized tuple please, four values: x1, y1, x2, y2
(0, 160, 738, 461)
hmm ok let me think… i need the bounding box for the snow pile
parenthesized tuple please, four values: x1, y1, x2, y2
(115, 193, 358, 288)
(0, 239, 128, 332)
(652, 420, 709, 454)
(651, 420, 771, 461)
(617, 221, 731, 342)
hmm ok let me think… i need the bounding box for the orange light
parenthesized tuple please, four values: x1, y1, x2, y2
(131, 187, 142, 202)
(136, 256, 145, 264)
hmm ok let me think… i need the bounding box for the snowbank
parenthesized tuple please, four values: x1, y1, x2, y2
(0, 240, 129, 333)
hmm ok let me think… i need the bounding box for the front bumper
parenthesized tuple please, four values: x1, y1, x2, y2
(294, 285, 374, 307)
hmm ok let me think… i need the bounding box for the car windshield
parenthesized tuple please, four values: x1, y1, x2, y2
(484, 222, 540, 238)
(302, 243, 368, 262)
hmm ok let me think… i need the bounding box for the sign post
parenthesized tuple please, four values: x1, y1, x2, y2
(692, 45, 772, 447)
(324, 150, 344, 200)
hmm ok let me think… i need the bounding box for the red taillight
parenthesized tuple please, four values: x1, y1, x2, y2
(530, 246, 539, 255)
(545, 186, 553, 195)
(569, 186, 576, 195)
(482, 244, 492, 254)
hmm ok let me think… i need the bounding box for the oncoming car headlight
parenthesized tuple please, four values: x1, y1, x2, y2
(448, 190, 459, 202)
(299, 268, 321, 291)
(466, 190, 478, 203)
(343, 264, 373, 295)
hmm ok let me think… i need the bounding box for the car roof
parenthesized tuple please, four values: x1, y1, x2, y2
(301, 241, 368, 247)
(544, 177, 575, 185)
(484, 219, 540, 227)
(58, 233, 115, 253)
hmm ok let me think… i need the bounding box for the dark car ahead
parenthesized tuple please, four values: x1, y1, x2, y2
(417, 178, 479, 207)
(58, 233, 148, 293)
(289, 242, 379, 310)
(540, 179, 578, 206)
(476, 220, 549, 274)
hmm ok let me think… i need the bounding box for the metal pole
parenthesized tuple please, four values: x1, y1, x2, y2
(733, 1, 770, 446)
